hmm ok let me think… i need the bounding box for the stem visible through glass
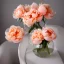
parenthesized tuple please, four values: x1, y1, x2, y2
(46, 44, 50, 54)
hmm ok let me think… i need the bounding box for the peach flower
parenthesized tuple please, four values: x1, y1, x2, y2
(30, 9, 43, 22)
(42, 27, 56, 41)
(23, 8, 43, 26)
(43, 4, 55, 19)
(30, 9, 38, 18)
(31, 2, 38, 10)
(23, 9, 37, 27)
(38, 4, 55, 19)
(38, 4, 47, 15)
(13, 5, 25, 19)
(31, 29, 44, 45)
(5, 25, 24, 43)
(30, 8, 43, 22)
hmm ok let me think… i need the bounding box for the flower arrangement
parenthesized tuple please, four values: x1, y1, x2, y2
(13, 2, 55, 33)
(5, 2, 56, 57)
(30, 27, 56, 57)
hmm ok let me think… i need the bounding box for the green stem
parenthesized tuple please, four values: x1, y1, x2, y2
(36, 22, 42, 29)
(34, 24, 39, 29)
(28, 24, 35, 33)
(46, 45, 50, 54)
(17, 18, 22, 22)
(28, 21, 42, 33)
(41, 40, 50, 54)
(42, 16, 46, 27)
(28, 23, 41, 33)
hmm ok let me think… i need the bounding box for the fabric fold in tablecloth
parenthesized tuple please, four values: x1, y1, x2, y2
(18, 35, 29, 64)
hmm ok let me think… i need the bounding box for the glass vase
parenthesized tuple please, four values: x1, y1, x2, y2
(33, 41, 54, 58)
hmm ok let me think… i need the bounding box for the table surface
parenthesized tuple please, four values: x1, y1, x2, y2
(18, 31, 64, 64)
(26, 49, 63, 64)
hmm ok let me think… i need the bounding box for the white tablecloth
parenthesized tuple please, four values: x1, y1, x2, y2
(18, 34, 63, 64)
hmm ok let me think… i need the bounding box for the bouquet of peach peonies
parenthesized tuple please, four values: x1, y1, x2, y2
(5, 2, 56, 57)
(13, 2, 55, 33)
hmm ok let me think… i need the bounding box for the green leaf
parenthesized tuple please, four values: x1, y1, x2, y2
(42, 16, 47, 26)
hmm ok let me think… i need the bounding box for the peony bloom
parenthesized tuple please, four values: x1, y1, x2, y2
(30, 9, 43, 22)
(38, 4, 47, 15)
(30, 8, 43, 22)
(31, 2, 38, 10)
(13, 5, 25, 19)
(31, 29, 44, 45)
(38, 4, 55, 19)
(30, 8, 38, 18)
(42, 27, 56, 41)
(22, 8, 43, 26)
(22, 9, 37, 27)
(42, 4, 55, 19)
(30, 3, 43, 22)
(5, 25, 24, 43)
